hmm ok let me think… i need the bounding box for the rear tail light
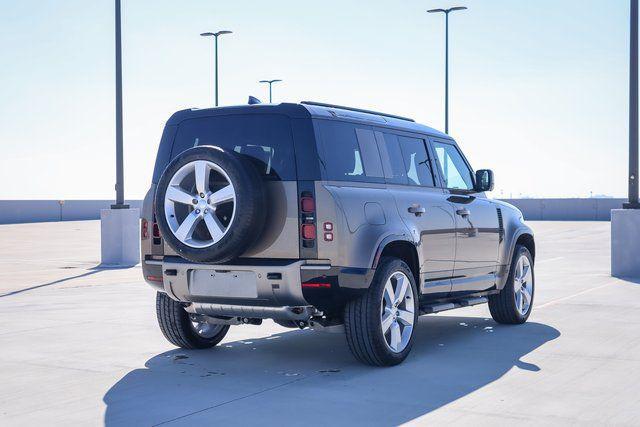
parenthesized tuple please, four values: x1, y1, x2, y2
(152, 213, 161, 244)
(141, 219, 149, 239)
(300, 197, 315, 213)
(299, 191, 316, 248)
(301, 224, 316, 240)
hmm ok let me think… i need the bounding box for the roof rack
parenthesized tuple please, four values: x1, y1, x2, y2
(300, 101, 415, 122)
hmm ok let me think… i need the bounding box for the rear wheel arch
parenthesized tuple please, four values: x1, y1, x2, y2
(374, 239, 420, 287)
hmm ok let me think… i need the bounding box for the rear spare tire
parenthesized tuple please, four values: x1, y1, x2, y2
(155, 146, 266, 263)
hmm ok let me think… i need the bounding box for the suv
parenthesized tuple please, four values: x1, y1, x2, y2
(141, 101, 535, 366)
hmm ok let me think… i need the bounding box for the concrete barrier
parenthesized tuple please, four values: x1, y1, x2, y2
(499, 198, 625, 221)
(0, 200, 143, 224)
(0, 198, 625, 224)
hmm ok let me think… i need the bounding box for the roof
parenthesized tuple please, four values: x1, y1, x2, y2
(166, 102, 450, 140)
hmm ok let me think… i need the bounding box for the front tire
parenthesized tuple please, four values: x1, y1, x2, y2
(489, 244, 535, 324)
(156, 292, 230, 349)
(344, 257, 418, 366)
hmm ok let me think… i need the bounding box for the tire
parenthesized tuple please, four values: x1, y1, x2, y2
(489, 244, 535, 324)
(156, 292, 230, 349)
(155, 146, 266, 263)
(344, 257, 419, 366)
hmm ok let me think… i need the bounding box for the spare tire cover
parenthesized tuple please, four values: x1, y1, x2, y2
(155, 146, 266, 263)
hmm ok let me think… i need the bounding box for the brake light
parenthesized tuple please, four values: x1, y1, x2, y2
(299, 191, 316, 248)
(301, 224, 316, 240)
(141, 219, 149, 239)
(301, 197, 315, 213)
(153, 223, 161, 238)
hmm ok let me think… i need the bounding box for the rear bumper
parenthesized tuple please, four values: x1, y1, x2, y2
(158, 258, 316, 306)
(142, 257, 374, 319)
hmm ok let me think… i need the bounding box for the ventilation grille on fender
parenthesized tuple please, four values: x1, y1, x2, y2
(496, 207, 504, 243)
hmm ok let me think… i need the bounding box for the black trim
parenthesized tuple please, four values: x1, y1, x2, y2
(301, 101, 415, 122)
(301, 266, 375, 314)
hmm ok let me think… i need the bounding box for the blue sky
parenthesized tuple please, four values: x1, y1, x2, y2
(0, 0, 630, 199)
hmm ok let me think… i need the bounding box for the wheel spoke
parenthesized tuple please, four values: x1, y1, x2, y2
(397, 309, 413, 326)
(194, 161, 210, 195)
(174, 211, 200, 242)
(209, 185, 235, 205)
(521, 264, 530, 282)
(384, 281, 395, 308)
(394, 274, 408, 305)
(166, 186, 194, 205)
(390, 322, 401, 351)
(522, 287, 532, 307)
(203, 211, 225, 242)
(381, 308, 394, 333)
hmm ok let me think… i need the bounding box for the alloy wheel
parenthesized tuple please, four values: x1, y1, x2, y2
(163, 160, 236, 248)
(380, 271, 415, 353)
(513, 254, 533, 315)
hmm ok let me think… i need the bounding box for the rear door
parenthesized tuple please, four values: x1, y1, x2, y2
(429, 139, 500, 294)
(375, 131, 456, 297)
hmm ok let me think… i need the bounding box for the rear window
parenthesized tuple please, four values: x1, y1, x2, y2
(171, 114, 296, 181)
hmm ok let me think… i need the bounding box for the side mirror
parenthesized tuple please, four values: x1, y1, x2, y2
(475, 169, 494, 192)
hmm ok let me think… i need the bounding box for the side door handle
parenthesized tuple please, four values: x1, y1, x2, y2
(408, 205, 426, 216)
(456, 208, 470, 217)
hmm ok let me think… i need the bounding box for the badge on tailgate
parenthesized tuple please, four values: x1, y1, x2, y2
(189, 270, 258, 298)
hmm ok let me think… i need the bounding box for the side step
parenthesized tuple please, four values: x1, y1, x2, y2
(420, 296, 488, 315)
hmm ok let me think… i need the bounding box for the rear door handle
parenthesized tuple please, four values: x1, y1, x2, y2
(456, 208, 470, 217)
(408, 205, 426, 216)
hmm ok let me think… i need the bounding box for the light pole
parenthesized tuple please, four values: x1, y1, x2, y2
(200, 30, 232, 107)
(428, 6, 467, 134)
(112, 0, 127, 209)
(625, 0, 640, 209)
(101, 0, 139, 267)
(259, 79, 283, 103)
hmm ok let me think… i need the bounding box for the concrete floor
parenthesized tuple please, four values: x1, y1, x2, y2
(0, 220, 638, 426)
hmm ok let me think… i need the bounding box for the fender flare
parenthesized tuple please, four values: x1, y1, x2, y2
(498, 226, 535, 289)
(370, 233, 420, 269)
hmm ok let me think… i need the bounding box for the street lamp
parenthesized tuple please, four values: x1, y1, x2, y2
(427, 6, 467, 134)
(200, 30, 233, 107)
(259, 79, 283, 103)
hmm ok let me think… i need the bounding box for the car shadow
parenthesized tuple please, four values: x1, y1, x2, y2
(103, 315, 560, 426)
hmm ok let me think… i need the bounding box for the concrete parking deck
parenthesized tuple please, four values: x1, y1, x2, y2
(0, 221, 638, 426)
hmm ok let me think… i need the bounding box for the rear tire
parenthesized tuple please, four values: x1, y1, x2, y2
(489, 244, 535, 324)
(156, 292, 230, 349)
(344, 257, 418, 366)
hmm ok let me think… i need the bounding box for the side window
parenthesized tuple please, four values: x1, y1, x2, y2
(374, 132, 408, 185)
(316, 120, 384, 182)
(432, 141, 474, 190)
(397, 136, 435, 187)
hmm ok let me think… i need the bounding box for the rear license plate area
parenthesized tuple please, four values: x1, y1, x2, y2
(189, 270, 258, 298)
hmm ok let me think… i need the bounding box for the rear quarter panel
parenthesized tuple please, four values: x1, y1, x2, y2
(316, 181, 412, 269)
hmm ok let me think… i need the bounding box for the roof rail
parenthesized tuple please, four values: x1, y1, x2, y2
(301, 101, 415, 122)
